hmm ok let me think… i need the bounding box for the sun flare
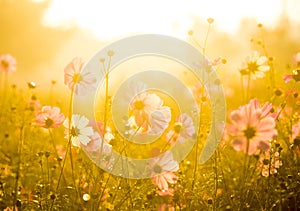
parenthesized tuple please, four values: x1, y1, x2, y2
(41, 0, 294, 40)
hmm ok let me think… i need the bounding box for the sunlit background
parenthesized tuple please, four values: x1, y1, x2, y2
(1, 0, 300, 95)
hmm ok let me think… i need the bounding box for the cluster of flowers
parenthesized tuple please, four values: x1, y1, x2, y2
(27, 56, 195, 196)
(226, 51, 300, 176)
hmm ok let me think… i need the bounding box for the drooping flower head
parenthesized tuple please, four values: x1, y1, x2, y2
(150, 151, 179, 191)
(63, 114, 94, 147)
(64, 57, 97, 96)
(36, 106, 65, 129)
(227, 99, 277, 155)
(239, 51, 270, 79)
(0, 54, 16, 73)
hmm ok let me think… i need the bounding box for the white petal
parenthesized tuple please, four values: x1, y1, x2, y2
(72, 137, 80, 147)
(77, 116, 90, 129)
(80, 126, 94, 136)
(72, 114, 81, 126)
(258, 65, 270, 72)
(78, 134, 91, 146)
(257, 56, 268, 65)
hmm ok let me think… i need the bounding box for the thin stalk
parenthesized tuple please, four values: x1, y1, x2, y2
(240, 137, 250, 210)
(48, 129, 66, 184)
(13, 125, 25, 211)
(246, 74, 251, 101)
(50, 89, 75, 210)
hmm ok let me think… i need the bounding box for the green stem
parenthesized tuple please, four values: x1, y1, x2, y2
(13, 125, 24, 211)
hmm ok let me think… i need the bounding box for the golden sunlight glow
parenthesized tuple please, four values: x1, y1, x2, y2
(40, 0, 299, 40)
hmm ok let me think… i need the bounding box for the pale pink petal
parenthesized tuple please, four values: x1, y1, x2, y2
(148, 106, 171, 135)
(232, 138, 246, 152)
(283, 75, 293, 83)
(162, 160, 179, 172)
(163, 172, 178, 184)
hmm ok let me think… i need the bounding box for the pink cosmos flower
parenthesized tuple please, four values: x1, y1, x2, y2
(28, 97, 41, 114)
(227, 99, 277, 155)
(83, 132, 115, 169)
(84, 132, 112, 153)
(239, 51, 270, 80)
(250, 99, 276, 118)
(89, 120, 115, 144)
(0, 54, 16, 73)
(56, 144, 66, 159)
(292, 121, 300, 140)
(64, 57, 97, 96)
(192, 83, 208, 104)
(292, 52, 300, 67)
(283, 69, 300, 83)
(63, 114, 94, 147)
(36, 106, 65, 129)
(157, 204, 175, 211)
(4, 207, 18, 211)
(156, 188, 175, 197)
(129, 92, 171, 134)
(150, 151, 179, 191)
(166, 113, 195, 145)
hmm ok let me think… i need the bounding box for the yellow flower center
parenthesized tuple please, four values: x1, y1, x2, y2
(70, 126, 80, 137)
(72, 73, 82, 83)
(1, 60, 9, 68)
(134, 100, 145, 110)
(247, 62, 259, 73)
(174, 122, 182, 133)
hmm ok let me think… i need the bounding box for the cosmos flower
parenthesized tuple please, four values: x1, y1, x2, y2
(292, 121, 300, 140)
(156, 188, 175, 197)
(150, 151, 179, 191)
(63, 114, 94, 147)
(292, 52, 300, 67)
(283, 69, 300, 83)
(227, 99, 277, 155)
(129, 92, 171, 134)
(36, 106, 65, 129)
(250, 99, 276, 119)
(157, 204, 175, 211)
(84, 132, 112, 153)
(4, 207, 18, 211)
(192, 83, 208, 104)
(0, 54, 16, 73)
(64, 57, 97, 96)
(166, 113, 195, 145)
(239, 51, 270, 79)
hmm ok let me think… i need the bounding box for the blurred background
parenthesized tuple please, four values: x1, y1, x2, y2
(1, 0, 300, 95)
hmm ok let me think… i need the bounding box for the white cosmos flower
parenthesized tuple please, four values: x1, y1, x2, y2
(240, 51, 270, 80)
(63, 114, 94, 147)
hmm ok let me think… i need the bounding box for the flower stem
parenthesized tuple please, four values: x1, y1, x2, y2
(13, 125, 25, 211)
(246, 73, 251, 101)
(48, 129, 66, 185)
(50, 89, 76, 210)
(240, 137, 250, 209)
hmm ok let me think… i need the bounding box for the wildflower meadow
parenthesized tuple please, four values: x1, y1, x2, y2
(1, 8, 300, 211)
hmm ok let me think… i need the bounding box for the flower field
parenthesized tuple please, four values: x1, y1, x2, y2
(1, 12, 300, 211)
